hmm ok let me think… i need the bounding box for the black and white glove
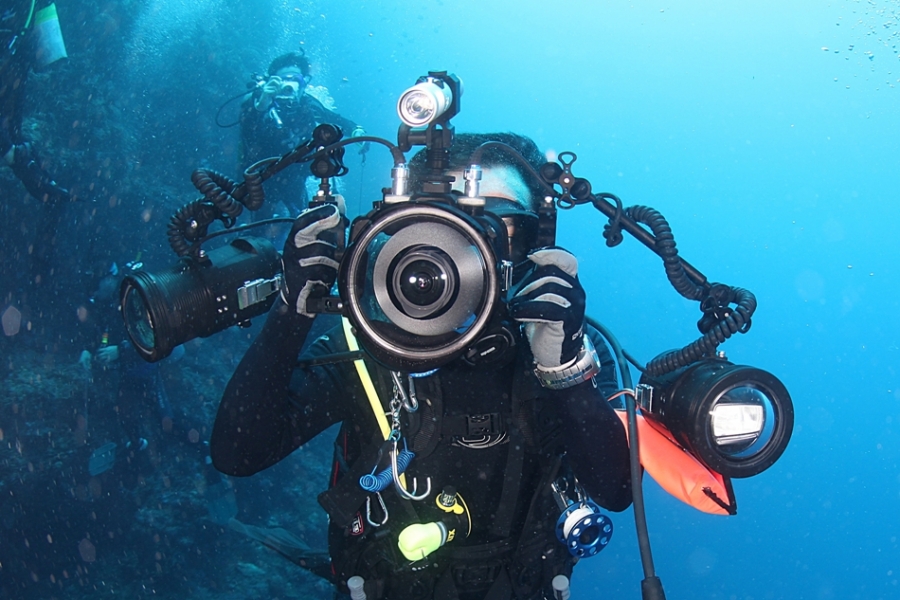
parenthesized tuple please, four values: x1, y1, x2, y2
(507, 247, 586, 369)
(281, 203, 342, 318)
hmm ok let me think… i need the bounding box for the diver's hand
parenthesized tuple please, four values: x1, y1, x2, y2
(281, 203, 342, 318)
(507, 247, 586, 369)
(9, 143, 71, 204)
(96, 345, 120, 364)
(255, 76, 283, 112)
(79, 350, 92, 372)
(350, 126, 370, 156)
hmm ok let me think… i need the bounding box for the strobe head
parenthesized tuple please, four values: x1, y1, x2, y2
(638, 358, 794, 478)
(339, 202, 506, 372)
(120, 237, 282, 362)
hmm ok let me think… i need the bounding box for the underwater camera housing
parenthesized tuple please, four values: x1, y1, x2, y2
(318, 72, 561, 371)
(337, 185, 522, 372)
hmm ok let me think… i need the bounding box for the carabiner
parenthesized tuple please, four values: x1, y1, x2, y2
(390, 439, 431, 501)
(366, 492, 389, 527)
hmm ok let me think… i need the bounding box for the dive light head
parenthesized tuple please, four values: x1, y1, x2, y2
(397, 74, 461, 128)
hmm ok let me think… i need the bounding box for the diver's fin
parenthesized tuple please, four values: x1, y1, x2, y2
(87, 442, 117, 476)
(206, 480, 238, 525)
(227, 518, 332, 581)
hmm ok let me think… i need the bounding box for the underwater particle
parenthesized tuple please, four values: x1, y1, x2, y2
(822, 46, 830, 51)
(78, 538, 96, 563)
(76, 305, 88, 322)
(2, 306, 22, 336)
(141, 208, 152, 222)
(847, 264, 853, 269)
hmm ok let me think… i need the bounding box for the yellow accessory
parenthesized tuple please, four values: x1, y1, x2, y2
(342, 317, 406, 487)
(397, 522, 446, 561)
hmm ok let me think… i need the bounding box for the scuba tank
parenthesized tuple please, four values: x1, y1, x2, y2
(32, 3, 67, 68)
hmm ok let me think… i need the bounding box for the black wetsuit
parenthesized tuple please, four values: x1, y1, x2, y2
(211, 302, 631, 600)
(239, 92, 359, 217)
(1, 0, 70, 292)
(0, 1, 29, 160)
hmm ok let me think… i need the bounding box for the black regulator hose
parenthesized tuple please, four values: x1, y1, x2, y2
(587, 316, 667, 600)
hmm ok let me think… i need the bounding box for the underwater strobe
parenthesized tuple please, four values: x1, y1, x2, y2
(637, 356, 793, 479)
(120, 237, 283, 362)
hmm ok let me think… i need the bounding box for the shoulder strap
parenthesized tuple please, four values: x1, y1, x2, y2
(342, 317, 391, 441)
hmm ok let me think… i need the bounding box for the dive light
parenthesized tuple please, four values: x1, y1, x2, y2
(396, 75, 458, 127)
(637, 356, 794, 479)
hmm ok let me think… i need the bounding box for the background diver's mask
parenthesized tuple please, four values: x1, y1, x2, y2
(337, 198, 541, 373)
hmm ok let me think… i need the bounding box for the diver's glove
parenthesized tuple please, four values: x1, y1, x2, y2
(350, 126, 370, 156)
(280, 203, 342, 318)
(508, 247, 586, 369)
(9, 143, 70, 204)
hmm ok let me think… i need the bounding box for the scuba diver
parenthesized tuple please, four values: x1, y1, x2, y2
(123, 70, 793, 600)
(78, 262, 172, 458)
(1, 0, 73, 288)
(210, 132, 633, 600)
(239, 49, 367, 220)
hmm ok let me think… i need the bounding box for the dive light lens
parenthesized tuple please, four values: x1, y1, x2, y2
(397, 80, 453, 127)
(710, 386, 773, 458)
